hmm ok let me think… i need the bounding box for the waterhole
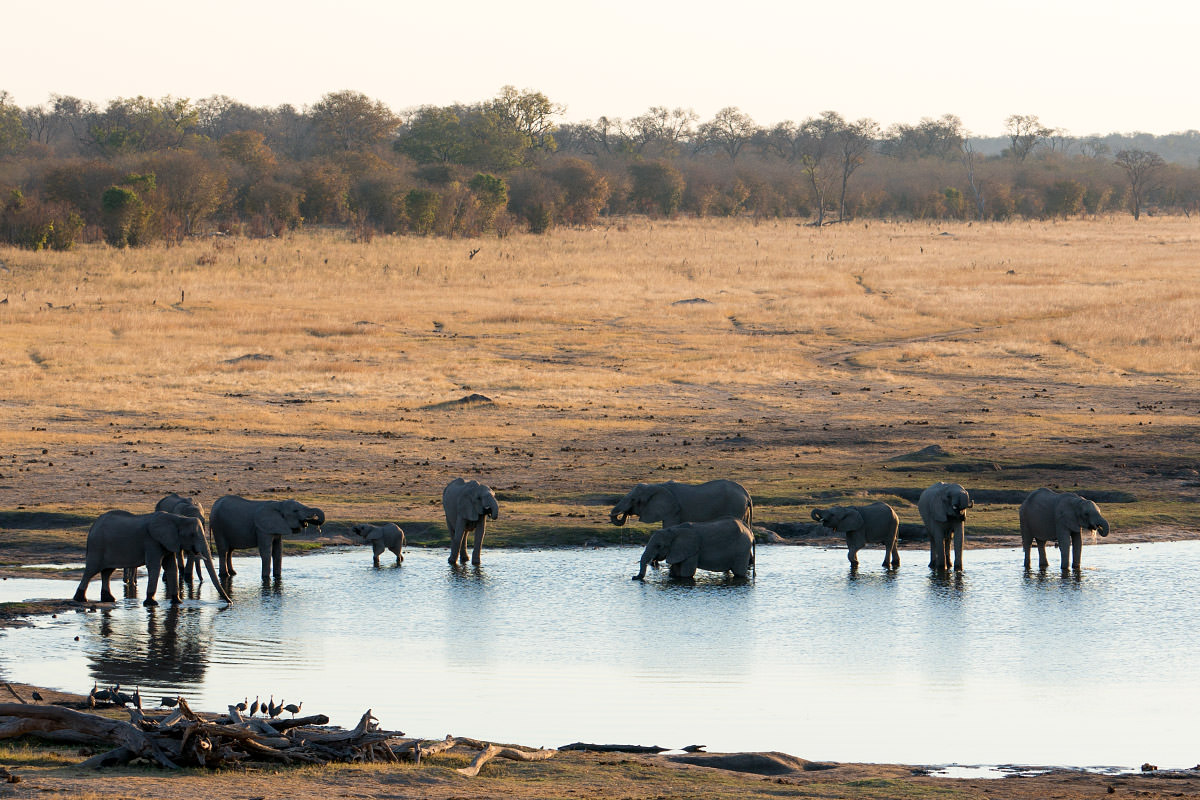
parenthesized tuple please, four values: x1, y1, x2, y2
(1, 541, 1197, 768)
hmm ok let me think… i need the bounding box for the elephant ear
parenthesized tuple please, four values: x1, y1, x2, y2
(148, 513, 184, 552)
(933, 490, 952, 523)
(638, 486, 681, 525)
(471, 486, 488, 519)
(839, 508, 866, 533)
(1056, 495, 1086, 532)
(253, 504, 291, 537)
(665, 527, 700, 564)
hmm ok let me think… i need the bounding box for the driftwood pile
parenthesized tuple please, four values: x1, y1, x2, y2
(0, 692, 554, 775)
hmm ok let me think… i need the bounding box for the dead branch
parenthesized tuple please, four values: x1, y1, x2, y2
(456, 742, 556, 777)
(1, 684, 28, 704)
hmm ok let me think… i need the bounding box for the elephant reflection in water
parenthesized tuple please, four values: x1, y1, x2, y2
(88, 604, 214, 689)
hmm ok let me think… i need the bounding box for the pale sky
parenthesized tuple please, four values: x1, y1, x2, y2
(4, 0, 1196, 137)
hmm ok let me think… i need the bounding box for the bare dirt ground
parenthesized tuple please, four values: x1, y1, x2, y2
(3, 218, 1200, 798)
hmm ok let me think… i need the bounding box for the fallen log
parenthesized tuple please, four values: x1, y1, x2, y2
(0, 704, 177, 769)
(559, 742, 668, 753)
(456, 742, 556, 777)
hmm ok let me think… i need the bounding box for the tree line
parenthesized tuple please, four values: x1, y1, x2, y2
(1, 87, 1197, 250)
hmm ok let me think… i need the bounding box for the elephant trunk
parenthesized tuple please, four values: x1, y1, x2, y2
(633, 553, 651, 580)
(312, 509, 326, 528)
(1097, 521, 1110, 537)
(202, 553, 232, 603)
(611, 510, 628, 527)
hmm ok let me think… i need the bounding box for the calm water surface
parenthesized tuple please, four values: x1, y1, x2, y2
(1, 540, 1197, 768)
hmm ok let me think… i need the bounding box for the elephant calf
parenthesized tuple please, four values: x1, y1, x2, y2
(811, 502, 900, 570)
(1020, 487, 1110, 571)
(633, 517, 754, 581)
(351, 523, 405, 567)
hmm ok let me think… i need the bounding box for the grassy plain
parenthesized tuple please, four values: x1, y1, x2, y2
(1, 215, 1199, 563)
(2, 217, 1200, 798)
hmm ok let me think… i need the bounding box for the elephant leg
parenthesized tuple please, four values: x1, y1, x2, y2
(100, 568, 117, 602)
(1071, 533, 1083, 571)
(1036, 541, 1050, 569)
(952, 526, 964, 572)
(259, 540, 273, 582)
(448, 524, 465, 565)
(674, 557, 699, 579)
(163, 553, 181, 604)
(73, 571, 96, 602)
(928, 535, 942, 569)
(459, 524, 472, 564)
(144, 561, 161, 607)
(123, 566, 137, 588)
(218, 547, 231, 581)
(471, 517, 486, 566)
(1056, 533, 1071, 572)
(272, 537, 283, 581)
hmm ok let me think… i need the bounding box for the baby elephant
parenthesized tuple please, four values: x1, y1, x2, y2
(811, 502, 900, 569)
(351, 523, 405, 567)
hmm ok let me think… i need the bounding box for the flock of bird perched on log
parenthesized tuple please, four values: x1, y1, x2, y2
(0, 681, 560, 773)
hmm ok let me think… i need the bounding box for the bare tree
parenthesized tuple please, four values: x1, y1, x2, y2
(621, 106, 697, 156)
(959, 137, 986, 219)
(835, 117, 878, 221)
(697, 106, 756, 160)
(1005, 114, 1052, 161)
(797, 112, 842, 226)
(1115, 149, 1166, 220)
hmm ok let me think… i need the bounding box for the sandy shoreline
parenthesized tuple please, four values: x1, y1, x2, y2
(1, 680, 1199, 800)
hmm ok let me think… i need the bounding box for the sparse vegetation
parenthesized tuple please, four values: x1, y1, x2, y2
(1, 216, 1198, 572)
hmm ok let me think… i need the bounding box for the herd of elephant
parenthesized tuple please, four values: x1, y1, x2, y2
(71, 476, 1111, 607)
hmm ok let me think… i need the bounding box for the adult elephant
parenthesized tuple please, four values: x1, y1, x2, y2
(632, 518, 754, 581)
(1019, 488, 1110, 571)
(443, 478, 499, 566)
(810, 502, 900, 569)
(156, 493, 208, 584)
(351, 522, 406, 567)
(125, 493, 209, 591)
(610, 480, 753, 529)
(918, 482, 972, 572)
(210, 495, 325, 583)
(73, 510, 230, 607)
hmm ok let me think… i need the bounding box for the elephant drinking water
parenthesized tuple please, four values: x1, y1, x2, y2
(610, 479, 753, 528)
(632, 518, 755, 581)
(811, 502, 900, 570)
(1019, 487, 1109, 571)
(210, 495, 325, 583)
(73, 510, 230, 607)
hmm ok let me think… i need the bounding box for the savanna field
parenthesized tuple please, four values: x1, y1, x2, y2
(1, 215, 1198, 554)
(4, 216, 1200, 800)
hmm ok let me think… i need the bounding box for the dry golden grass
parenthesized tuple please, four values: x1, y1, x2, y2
(1, 216, 1198, 544)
